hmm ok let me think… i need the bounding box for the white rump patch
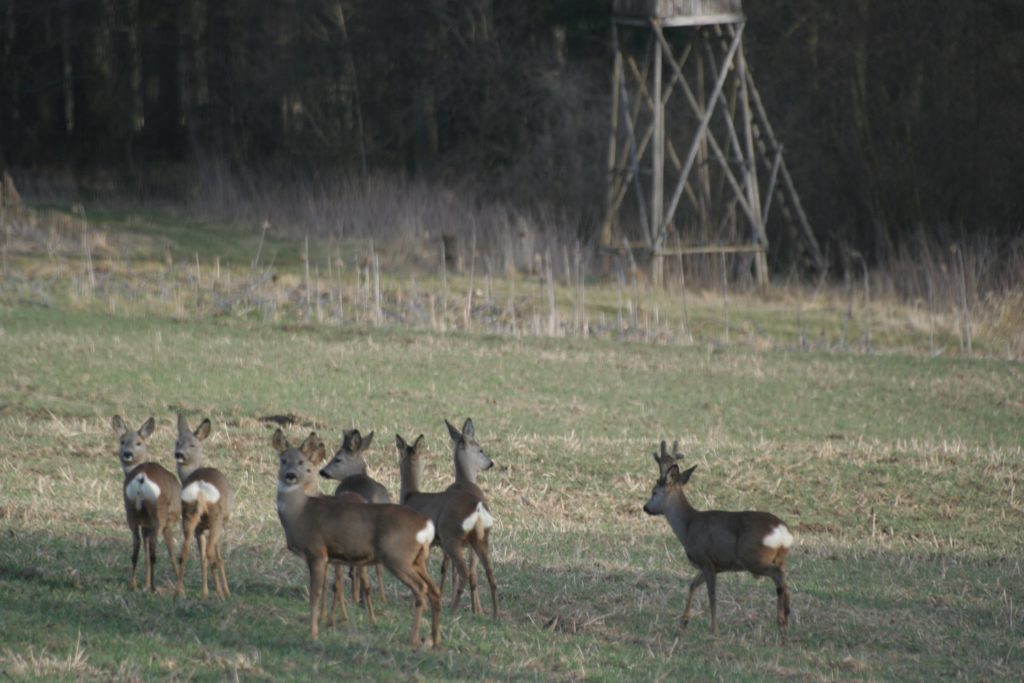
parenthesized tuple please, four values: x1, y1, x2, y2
(462, 501, 494, 532)
(416, 520, 435, 546)
(181, 480, 221, 504)
(125, 474, 161, 511)
(763, 524, 794, 549)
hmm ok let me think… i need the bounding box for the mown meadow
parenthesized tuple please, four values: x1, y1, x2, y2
(0, 209, 1022, 681)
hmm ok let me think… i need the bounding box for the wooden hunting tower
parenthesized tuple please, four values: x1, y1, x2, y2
(601, 0, 824, 287)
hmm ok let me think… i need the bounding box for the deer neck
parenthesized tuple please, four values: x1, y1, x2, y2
(276, 481, 310, 533)
(176, 459, 201, 483)
(453, 450, 477, 486)
(664, 487, 697, 540)
(399, 458, 422, 505)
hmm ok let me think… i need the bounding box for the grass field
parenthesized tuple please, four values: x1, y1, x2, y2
(0, 208, 1022, 681)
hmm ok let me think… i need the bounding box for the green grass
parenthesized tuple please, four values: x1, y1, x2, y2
(0, 207, 1022, 680)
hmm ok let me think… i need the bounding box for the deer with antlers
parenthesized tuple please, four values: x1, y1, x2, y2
(643, 448, 793, 638)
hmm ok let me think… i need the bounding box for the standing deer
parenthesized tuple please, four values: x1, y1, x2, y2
(173, 414, 233, 599)
(442, 418, 495, 598)
(112, 415, 181, 592)
(273, 429, 441, 644)
(319, 428, 390, 603)
(643, 462, 793, 637)
(397, 434, 498, 618)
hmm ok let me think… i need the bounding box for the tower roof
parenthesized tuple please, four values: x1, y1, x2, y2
(613, 0, 743, 26)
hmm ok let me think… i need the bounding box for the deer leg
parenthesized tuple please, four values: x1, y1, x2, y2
(681, 572, 706, 630)
(198, 531, 210, 599)
(442, 538, 471, 612)
(307, 555, 328, 640)
(439, 554, 450, 597)
(468, 547, 481, 614)
(763, 566, 791, 637)
(419, 552, 443, 648)
(144, 529, 157, 592)
(177, 517, 199, 596)
(207, 523, 227, 599)
(375, 564, 386, 603)
(128, 526, 141, 591)
(470, 534, 499, 620)
(349, 565, 359, 603)
(704, 570, 718, 635)
(329, 564, 348, 625)
(362, 566, 377, 626)
(161, 523, 177, 584)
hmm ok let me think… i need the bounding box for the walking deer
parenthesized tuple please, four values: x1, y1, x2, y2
(173, 414, 233, 599)
(397, 434, 498, 618)
(112, 415, 181, 592)
(643, 462, 793, 637)
(319, 428, 391, 603)
(273, 429, 441, 644)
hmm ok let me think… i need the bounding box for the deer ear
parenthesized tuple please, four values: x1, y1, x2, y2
(679, 464, 697, 484)
(413, 435, 425, 452)
(360, 431, 374, 451)
(349, 430, 362, 452)
(445, 419, 462, 442)
(177, 413, 190, 435)
(300, 432, 321, 457)
(138, 417, 156, 439)
(111, 415, 127, 434)
(272, 429, 289, 454)
(395, 434, 407, 452)
(665, 464, 681, 483)
(194, 418, 212, 441)
(462, 418, 475, 439)
(312, 442, 327, 465)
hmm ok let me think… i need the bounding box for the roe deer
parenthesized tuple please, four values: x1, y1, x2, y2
(112, 415, 181, 592)
(173, 414, 233, 599)
(319, 428, 390, 602)
(273, 429, 441, 644)
(643, 463, 793, 638)
(319, 429, 391, 503)
(303, 434, 375, 627)
(443, 418, 495, 596)
(397, 434, 498, 618)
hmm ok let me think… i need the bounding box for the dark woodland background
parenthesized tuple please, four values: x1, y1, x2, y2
(1, 0, 1022, 269)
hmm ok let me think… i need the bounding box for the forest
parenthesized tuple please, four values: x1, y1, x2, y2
(1, 0, 1022, 277)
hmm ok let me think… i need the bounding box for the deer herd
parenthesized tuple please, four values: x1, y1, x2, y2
(110, 417, 794, 647)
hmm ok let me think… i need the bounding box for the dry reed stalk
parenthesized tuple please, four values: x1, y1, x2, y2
(546, 252, 558, 336)
(315, 265, 323, 323)
(440, 238, 448, 332)
(860, 255, 872, 353)
(303, 235, 311, 321)
(675, 235, 692, 342)
(720, 251, 729, 345)
(953, 245, 972, 355)
(373, 253, 381, 326)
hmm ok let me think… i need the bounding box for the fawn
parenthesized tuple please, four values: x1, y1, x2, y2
(173, 414, 232, 599)
(643, 461, 793, 637)
(397, 433, 498, 618)
(273, 429, 442, 644)
(112, 415, 181, 592)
